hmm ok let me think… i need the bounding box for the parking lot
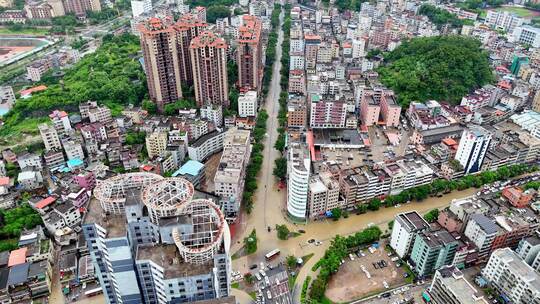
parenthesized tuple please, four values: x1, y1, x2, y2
(326, 243, 407, 303)
(251, 264, 292, 304)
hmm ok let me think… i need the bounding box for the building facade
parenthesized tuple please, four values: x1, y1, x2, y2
(190, 31, 229, 107)
(138, 17, 183, 112)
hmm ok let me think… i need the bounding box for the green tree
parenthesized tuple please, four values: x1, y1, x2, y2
(331, 208, 342, 220)
(125, 131, 146, 145)
(368, 198, 382, 211)
(244, 229, 257, 254)
(356, 204, 368, 214)
(207, 5, 230, 23)
(273, 157, 287, 179)
(276, 224, 290, 240)
(423, 209, 440, 223)
(142, 100, 157, 114)
(378, 35, 494, 109)
(286, 255, 297, 269)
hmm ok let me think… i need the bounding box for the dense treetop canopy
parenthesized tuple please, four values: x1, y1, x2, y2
(378, 35, 494, 108)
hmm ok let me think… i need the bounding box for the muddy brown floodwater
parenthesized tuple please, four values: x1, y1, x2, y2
(231, 186, 478, 304)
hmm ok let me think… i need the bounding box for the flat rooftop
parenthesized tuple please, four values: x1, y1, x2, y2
(397, 211, 430, 231)
(136, 244, 214, 279)
(436, 266, 488, 303)
(83, 198, 127, 238)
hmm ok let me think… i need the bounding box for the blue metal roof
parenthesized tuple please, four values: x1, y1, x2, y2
(173, 160, 204, 177)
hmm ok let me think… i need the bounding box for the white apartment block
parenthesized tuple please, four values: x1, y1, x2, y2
(88, 104, 112, 124)
(238, 91, 258, 118)
(290, 39, 304, 53)
(454, 126, 492, 174)
(390, 211, 430, 258)
(428, 265, 488, 304)
(214, 128, 251, 220)
(39, 123, 62, 152)
(352, 38, 366, 58)
(516, 236, 540, 272)
(200, 104, 223, 127)
(187, 131, 225, 162)
(145, 132, 168, 159)
(485, 10, 523, 32)
(482, 248, 540, 304)
(63, 140, 85, 160)
(49, 110, 72, 136)
(290, 54, 305, 70)
(287, 143, 311, 220)
(131, 0, 152, 17)
(307, 171, 340, 219)
(17, 153, 42, 170)
(0, 86, 15, 104)
(512, 25, 540, 48)
(386, 159, 434, 195)
(464, 214, 500, 259)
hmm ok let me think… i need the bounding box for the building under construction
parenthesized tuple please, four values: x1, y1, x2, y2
(84, 172, 232, 304)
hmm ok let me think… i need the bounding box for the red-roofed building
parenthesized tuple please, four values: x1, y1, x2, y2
(502, 187, 534, 208)
(35, 196, 56, 209)
(19, 85, 47, 98)
(0, 177, 9, 186)
(0, 176, 10, 196)
(442, 138, 458, 147)
(8, 248, 27, 267)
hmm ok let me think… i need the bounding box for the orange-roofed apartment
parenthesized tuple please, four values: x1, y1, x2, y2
(502, 187, 534, 208)
(237, 15, 263, 92)
(8, 247, 27, 267)
(138, 17, 183, 112)
(190, 31, 229, 107)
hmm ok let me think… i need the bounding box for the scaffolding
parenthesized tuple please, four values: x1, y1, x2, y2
(93, 173, 227, 265)
(94, 172, 163, 214)
(141, 177, 195, 224)
(172, 199, 226, 265)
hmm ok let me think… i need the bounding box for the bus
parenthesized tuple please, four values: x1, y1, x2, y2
(84, 287, 103, 297)
(265, 249, 280, 260)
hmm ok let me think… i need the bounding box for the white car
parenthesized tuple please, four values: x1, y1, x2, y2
(255, 273, 262, 281)
(267, 290, 272, 299)
(349, 253, 355, 261)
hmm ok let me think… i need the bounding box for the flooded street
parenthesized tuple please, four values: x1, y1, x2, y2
(227, 4, 481, 303)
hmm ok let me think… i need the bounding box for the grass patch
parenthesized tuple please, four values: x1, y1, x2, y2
(288, 274, 296, 289)
(402, 263, 416, 284)
(301, 253, 314, 264)
(231, 282, 240, 289)
(248, 291, 257, 300)
(0, 239, 18, 252)
(495, 6, 537, 18)
(290, 231, 301, 238)
(300, 276, 312, 304)
(0, 27, 50, 35)
(0, 117, 47, 147)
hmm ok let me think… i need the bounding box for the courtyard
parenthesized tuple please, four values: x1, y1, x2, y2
(325, 242, 407, 303)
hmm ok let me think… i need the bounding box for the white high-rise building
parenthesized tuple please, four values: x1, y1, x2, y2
(428, 265, 488, 304)
(238, 91, 257, 118)
(287, 143, 310, 220)
(454, 126, 492, 174)
(131, 0, 152, 17)
(352, 38, 366, 59)
(390, 211, 430, 258)
(482, 248, 540, 304)
(39, 123, 62, 152)
(485, 10, 523, 32)
(512, 25, 540, 48)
